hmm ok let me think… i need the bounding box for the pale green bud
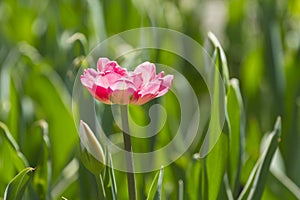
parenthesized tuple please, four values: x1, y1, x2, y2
(79, 120, 105, 174)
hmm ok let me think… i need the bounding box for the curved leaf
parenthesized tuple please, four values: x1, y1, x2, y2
(0, 122, 28, 195)
(24, 70, 78, 179)
(238, 117, 281, 200)
(147, 167, 164, 200)
(4, 167, 35, 200)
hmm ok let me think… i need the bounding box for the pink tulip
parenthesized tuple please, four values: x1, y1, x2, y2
(80, 58, 174, 105)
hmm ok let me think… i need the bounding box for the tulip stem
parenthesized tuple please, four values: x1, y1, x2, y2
(120, 105, 137, 200)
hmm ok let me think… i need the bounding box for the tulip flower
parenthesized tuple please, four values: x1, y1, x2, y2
(80, 57, 173, 105)
(80, 57, 173, 200)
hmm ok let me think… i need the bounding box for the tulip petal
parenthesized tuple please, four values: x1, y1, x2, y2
(133, 94, 156, 105)
(139, 80, 161, 96)
(90, 84, 112, 104)
(80, 68, 97, 89)
(128, 72, 143, 89)
(109, 80, 136, 104)
(134, 62, 156, 85)
(97, 57, 127, 76)
(97, 57, 110, 72)
(157, 75, 174, 97)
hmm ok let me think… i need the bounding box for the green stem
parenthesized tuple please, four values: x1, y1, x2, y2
(95, 174, 106, 199)
(120, 105, 137, 200)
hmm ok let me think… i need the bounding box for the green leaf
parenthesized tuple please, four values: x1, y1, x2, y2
(186, 154, 202, 200)
(238, 117, 281, 200)
(50, 159, 79, 199)
(262, 170, 300, 200)
(95, 174, 106, 200)
(146, 167, 164, 200)
(31, 120, 52, 200)
(223, 174, 234, 200)
(0, 122, 28, 195)
(226, 79, 245, 196)
(205, 130, 229, 200)
(200, 32, 229, 200)
(103, 153, 117, 200)
(24, 69, 78, 180)
(207, 31, 230, 90)
(7, 75, 20, 141)
(87, 0, 106, 42)
(4, 167, 35, 200)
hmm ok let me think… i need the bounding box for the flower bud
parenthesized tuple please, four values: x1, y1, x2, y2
(79, 120, 105, 174)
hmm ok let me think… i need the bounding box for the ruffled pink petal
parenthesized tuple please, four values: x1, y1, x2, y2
(157, 75, 174, 97)
(90, 84, 112, 104)
(108, 80, 136, 104)
(134, 62, 156, 85)
(128, 71, 143, 89)
(131, 80, 161, 105)
(139, 80, 161, 97)
(132, 94, 156, 105)
(97, 58, 110, 72)
(80, 68, 98, 89)
(156, 71, 164, 79)
(97, 57, 127, 76)
(94, 72, 124, 88)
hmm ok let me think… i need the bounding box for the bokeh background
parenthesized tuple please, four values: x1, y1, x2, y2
(0, 0, 300, 199)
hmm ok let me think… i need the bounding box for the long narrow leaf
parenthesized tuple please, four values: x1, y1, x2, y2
(268, 169, 300, 199)
(4, 167, 35, 200)
(24, 71, 78, 180)
(226, 79, 245, 196)
(32, 120, 52, 200)
(207, 31, 230, 90)
(0, 122, 28, 195)
(103, 153, 117, 200)
(205, 130, 229, 200)
(0, 122, 28, 168)
(186, 154, 202, 200)
(238, 117, 281, 200)
(146, 168, 164, 200)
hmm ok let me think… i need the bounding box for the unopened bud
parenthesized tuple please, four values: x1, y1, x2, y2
(79, 120, 105, 174)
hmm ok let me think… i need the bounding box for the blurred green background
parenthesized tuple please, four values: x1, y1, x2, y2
(0, 0, 300, 199)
